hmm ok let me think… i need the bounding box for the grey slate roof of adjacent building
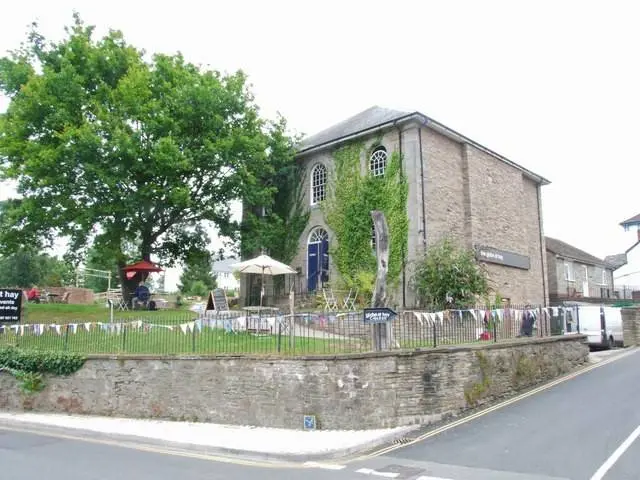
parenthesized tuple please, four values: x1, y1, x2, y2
(296, 105, 550, 185)
(620, 213, 640, 227)
(212, 258, 238, 274)
(545, 236, 607, 267)
(604, 253, 627, 270)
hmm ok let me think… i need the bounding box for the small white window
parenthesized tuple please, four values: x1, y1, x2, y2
(369, 146, 387, 177)
(311, 164, 327, 204)
(564, 262, 574, 281)
(601, 269, 608, 285)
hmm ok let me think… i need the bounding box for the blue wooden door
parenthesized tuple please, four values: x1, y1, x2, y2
(307, 243, 319, 291)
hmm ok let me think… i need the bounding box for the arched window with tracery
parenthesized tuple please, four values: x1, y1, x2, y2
(311, 164, 327, 204)
(369, 146, 387, 177)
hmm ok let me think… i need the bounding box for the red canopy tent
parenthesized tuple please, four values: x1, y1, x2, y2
(122, 260, 163, 280)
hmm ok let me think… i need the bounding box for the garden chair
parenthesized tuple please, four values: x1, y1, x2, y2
(322, 288, 339, 311)
(342, 288, 358, 311)
(115, 296, 129, 311)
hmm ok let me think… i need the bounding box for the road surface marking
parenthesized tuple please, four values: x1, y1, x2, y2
(416, 477, 454, 480)
(589, 423, 640, 480)
(356, 467, 400, 477)
(355, 347, 639, 461)
(303, 462, 346, 470)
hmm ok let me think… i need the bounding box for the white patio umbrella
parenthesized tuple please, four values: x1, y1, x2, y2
(230, 254, 297, 307)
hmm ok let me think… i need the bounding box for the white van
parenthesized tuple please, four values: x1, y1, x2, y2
(576, 305, 623, 349)
(602, 307, 624, 347)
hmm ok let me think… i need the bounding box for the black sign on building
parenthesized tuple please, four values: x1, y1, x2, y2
(475, 246, 531, 270)
(0, 289, 23, 323)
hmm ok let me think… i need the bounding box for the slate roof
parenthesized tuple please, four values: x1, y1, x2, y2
(604, 253, 627, 270)
(299, 106, 409, 151)
(620, 213, 640, 227)
(545, 236, 608, 267)
(296, 105, 550, 185)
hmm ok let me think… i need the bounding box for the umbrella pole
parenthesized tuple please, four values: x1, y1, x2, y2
(260, 267, 264, 308)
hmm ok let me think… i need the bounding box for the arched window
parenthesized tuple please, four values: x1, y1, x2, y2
(369, 146, 387, 177)
(310, 164, 327, 205)
(308, 228, 329, 244)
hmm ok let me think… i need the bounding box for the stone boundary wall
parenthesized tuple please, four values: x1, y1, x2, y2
(622, 307, 640, 347)
(0, 336, 588, 430)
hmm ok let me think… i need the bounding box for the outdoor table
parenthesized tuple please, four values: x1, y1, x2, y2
(46, 293, 60, 303)
(242, 306, 279, 334)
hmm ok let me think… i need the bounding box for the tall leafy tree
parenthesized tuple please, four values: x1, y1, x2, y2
(0, 250, 73, 288)
(177, 251, 217, 296)
(0, 14, 296, 296)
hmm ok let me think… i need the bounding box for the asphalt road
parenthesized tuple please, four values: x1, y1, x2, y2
(1, 349, 638, 480)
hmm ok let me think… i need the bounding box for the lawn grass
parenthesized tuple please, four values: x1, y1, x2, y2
(22, 302, 198, 325)
(0, 327, 364, 356)
(5, 303, 364, 355)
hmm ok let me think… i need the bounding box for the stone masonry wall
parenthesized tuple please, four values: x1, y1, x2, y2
(0, 336, 587, 430)
(465, 143, 546, 305)
(622, 307, 640, 347)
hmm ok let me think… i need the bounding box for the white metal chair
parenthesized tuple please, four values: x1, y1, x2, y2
(322, 288, 339, 311)
(342, 288, 358, 311)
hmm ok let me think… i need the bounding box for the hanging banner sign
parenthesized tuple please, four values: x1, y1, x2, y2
(0, 289, 23, 323)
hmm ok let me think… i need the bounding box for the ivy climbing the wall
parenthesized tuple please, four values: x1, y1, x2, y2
(0, 347, 86, 394)
(322, 141, 408, 300)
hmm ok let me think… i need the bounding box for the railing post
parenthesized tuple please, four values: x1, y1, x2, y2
(277, 321, 282, 353)
(493, 316, 498, 342)
(432, 321, 437, 348)
(121, 324, 127, 352)
(64, 324, 70, 351)
(191, 321, 197, 353)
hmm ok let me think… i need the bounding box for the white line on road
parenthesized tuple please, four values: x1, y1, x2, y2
(303, 462, 346, 470)
(416, 477, 455, 480)
(590, 423, 640, 480)
(356, 467, 400, 477)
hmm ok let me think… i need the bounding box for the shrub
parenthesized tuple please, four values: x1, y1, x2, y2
(411, 238, 489, 309)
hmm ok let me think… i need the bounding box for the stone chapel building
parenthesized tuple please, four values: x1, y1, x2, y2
(290, 106, 550, 307)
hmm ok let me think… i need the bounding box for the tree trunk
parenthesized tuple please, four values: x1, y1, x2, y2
(371, 210, 392, 350)
(371, 210, 389, 308)
(118, 260, 139, 305)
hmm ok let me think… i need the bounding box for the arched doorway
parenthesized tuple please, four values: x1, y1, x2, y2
(307, 228, 329, 291)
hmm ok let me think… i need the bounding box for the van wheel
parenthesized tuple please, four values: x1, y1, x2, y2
(608, 336, 615, 349)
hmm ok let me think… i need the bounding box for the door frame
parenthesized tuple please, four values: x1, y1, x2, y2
(307, 227, 329, 292)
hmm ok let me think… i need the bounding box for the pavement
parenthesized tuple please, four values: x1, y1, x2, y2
(0, 347, 638, 479)
(0, 412, 415, 462)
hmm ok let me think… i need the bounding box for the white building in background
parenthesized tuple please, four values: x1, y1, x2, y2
(606, 213, 640, 299)
(212, 258, 240, 292)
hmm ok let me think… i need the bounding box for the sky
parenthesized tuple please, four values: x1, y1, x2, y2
(1, 0, 639, 291)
